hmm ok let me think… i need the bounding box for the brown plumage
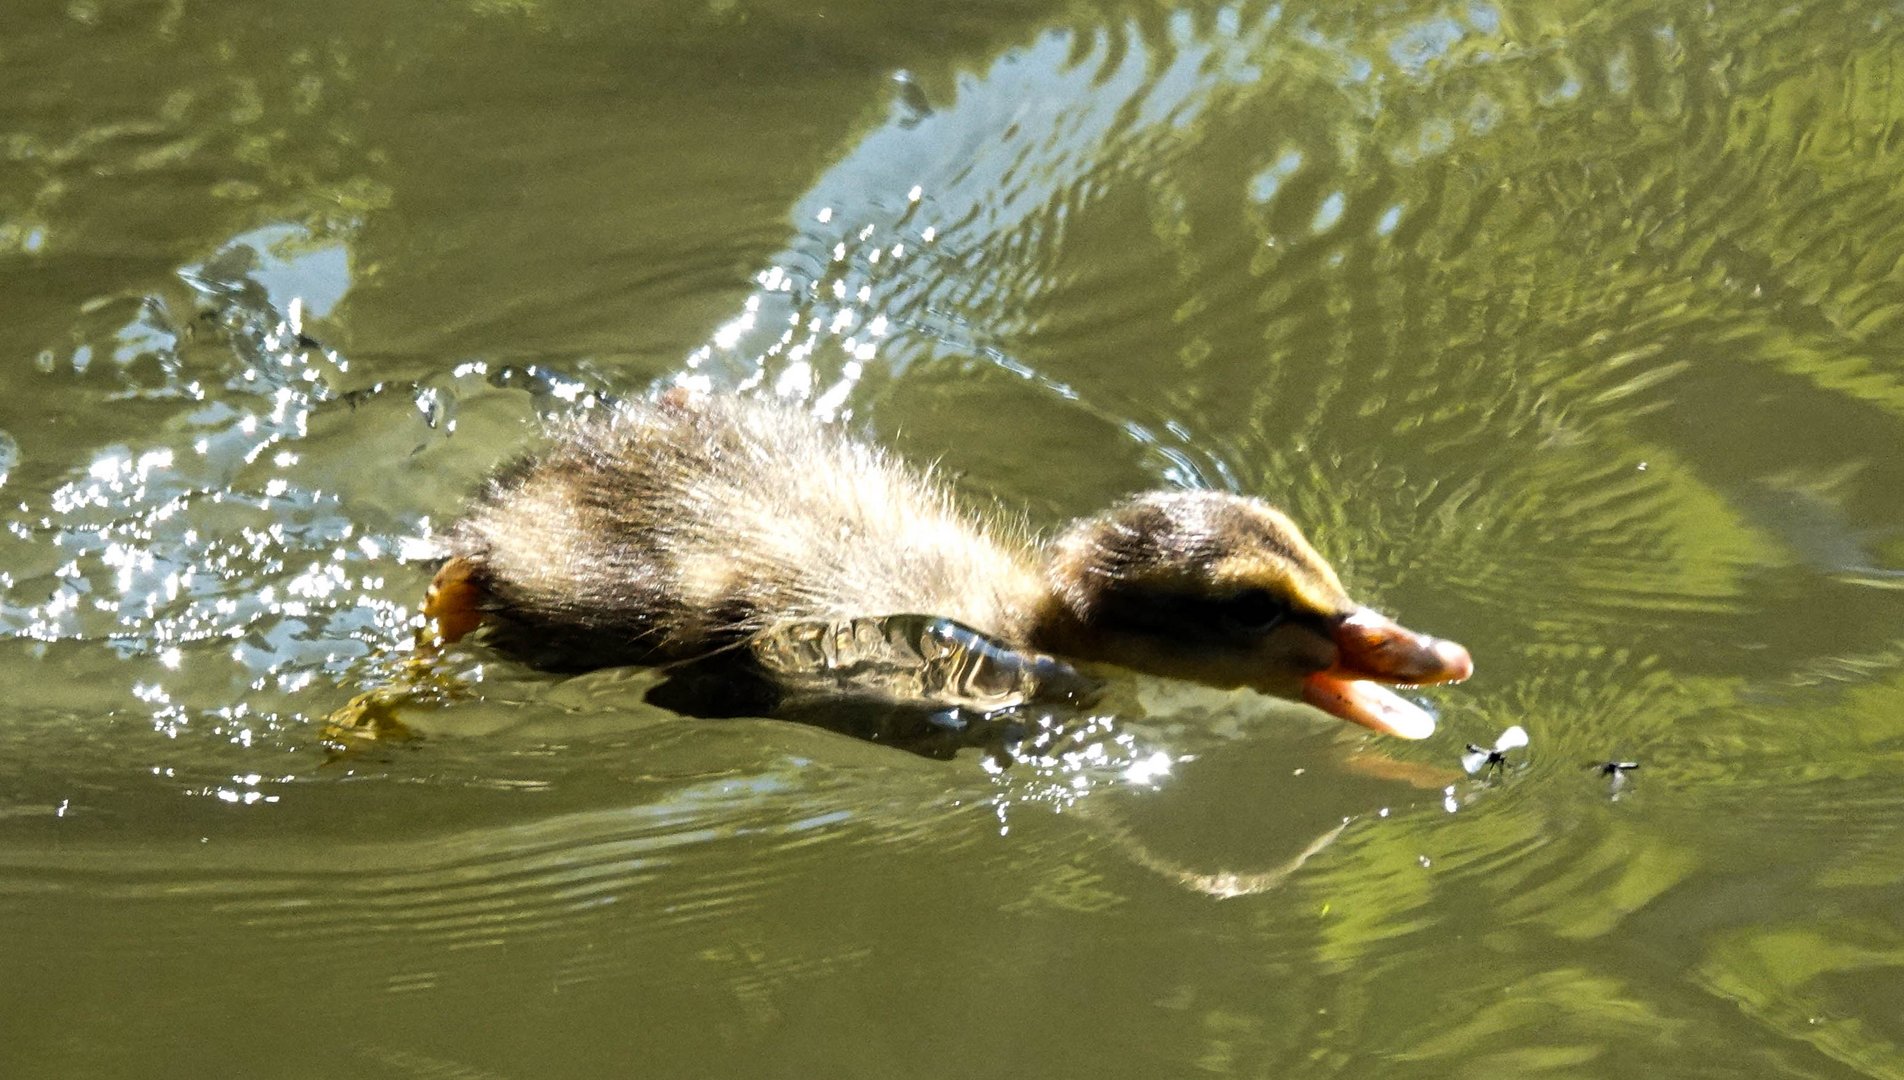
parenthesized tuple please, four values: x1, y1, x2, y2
(432, 391, 1471, 737)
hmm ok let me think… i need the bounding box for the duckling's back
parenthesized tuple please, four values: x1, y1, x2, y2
(448, 393, 1044, 671)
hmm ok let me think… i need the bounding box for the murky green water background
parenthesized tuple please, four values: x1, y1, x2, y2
(4, 0, 1904, 1076)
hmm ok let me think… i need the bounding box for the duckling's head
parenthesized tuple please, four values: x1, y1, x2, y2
(1030, 491, 1471, 738)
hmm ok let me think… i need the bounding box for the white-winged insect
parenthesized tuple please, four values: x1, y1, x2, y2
(1590, 759, 1641, 795)
(1462, 725, 1528, 778)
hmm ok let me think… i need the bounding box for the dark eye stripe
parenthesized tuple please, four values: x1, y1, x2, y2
(1220, 588, 1288, 632)
(1090, 586, 1307, 645)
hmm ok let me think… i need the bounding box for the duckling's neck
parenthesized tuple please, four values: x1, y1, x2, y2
(1010, 525, 1101, 659)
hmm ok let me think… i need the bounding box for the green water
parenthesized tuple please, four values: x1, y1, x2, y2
(4, 0, 1904, 1076)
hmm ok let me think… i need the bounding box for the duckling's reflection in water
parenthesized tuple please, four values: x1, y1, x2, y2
(646, 612, 1102, 760)
(325, 611, 1095, 761)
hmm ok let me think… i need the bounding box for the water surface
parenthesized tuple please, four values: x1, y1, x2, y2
(4, 0, 1904, 1076)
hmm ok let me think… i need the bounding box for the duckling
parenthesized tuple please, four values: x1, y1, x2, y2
(426, 391, 1471, 738)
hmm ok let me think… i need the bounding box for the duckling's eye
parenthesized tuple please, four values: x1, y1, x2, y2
(1220, 588, 1289, 633)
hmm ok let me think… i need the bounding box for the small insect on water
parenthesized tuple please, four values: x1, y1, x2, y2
(1590, 759, 1641, 794)
(1462, 725, 1529, 778)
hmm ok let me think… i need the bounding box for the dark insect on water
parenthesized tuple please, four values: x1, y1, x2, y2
(1462, 725, 1528, 778)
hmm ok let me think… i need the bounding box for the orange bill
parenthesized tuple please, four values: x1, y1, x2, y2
(1302, 608, 1473, 739)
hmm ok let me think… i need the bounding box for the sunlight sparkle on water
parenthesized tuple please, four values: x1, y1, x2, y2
(207, 771, 279, 806)
(1123, 751, 1173, 786)
(1312, 191, 1345, 232)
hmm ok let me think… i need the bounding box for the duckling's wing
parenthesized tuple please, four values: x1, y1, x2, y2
(749, 613, 1099, 712)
